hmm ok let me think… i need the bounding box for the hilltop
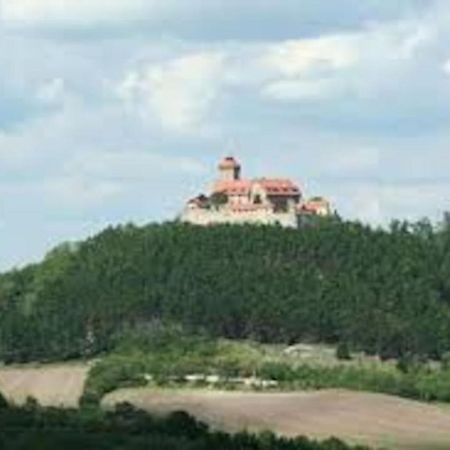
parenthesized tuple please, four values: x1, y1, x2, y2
(1, 218, 450, 364)
(180, 156, 331, 228)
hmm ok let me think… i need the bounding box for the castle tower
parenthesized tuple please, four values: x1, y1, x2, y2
(218, 156, 241, 181)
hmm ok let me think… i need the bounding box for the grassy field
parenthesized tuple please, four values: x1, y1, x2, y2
(103, 387, 450, 450)
(0, 340, 399, 409)
(80, 328, 450, 406)
(2, 357, 450, 449)
(0, 363, 89, 407)
(3, 332, 450, 450)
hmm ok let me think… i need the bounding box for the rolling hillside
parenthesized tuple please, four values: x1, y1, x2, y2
(1, 219, 450, 364)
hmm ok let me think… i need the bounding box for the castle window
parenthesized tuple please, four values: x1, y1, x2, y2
(273, 198, 288, 213)
(253, 194, 262, 204)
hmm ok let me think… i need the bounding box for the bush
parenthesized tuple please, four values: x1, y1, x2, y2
(336, 343, 352, 361)
(0, 400, 371, 450)
(257, 362, 296, 382)
(81, 328, 450, 405)
(0, 392, 8, 409)
(82, 356, 148, 406)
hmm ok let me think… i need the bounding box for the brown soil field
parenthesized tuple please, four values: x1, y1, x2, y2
(104, 388, 450, 450)
(0, 364, 89, 407)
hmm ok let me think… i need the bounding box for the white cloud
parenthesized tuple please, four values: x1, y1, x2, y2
(345, 184, 384, 224)
(110, 20, 433, 112)
(0, 101, 93, 174)
(0, 92, 209, 215)
(259, 21, 433, 102)
(262, 79, 339, 101)
(117, 52, 226, 133)
(0, 142, 31, 170)
(260, 36, 359, 77)
(329, 179, 450, 225)
(379, 181, 450, 224)
(443, 58, 450, 75)
(322, 147, 380, 175)
(1, 0, 432, 43)
(400, 25, 433, 58)
(35, 77, 66, 104)
(65, 151, 206, 180)
(0, 0, 449, 272)
(43, 175, 124, 209)
(1, 0, 157, 25)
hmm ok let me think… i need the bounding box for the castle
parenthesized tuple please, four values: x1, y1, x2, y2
(180, 157, 331, 228)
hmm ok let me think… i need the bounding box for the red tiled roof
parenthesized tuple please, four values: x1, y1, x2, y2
(213, 179, 252, 195)
(299, 198, 330, 214)
(213, 178, 301, 197)
(255, 178, 301, 196)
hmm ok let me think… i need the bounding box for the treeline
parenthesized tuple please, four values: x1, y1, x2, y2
(1, 217, 450, 362)
(0, 394, 369, 450)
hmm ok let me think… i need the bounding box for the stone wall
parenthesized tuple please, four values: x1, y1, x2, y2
(180, 207, 299, 228)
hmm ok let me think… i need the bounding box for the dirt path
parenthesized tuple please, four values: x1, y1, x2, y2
(104, 388, 450, 450)
(0, 364, 89, 407)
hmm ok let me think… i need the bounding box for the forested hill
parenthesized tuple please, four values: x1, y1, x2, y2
(1, 219, 450, 363)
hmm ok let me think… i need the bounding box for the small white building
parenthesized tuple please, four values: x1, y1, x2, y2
(181, 157, 331, 228)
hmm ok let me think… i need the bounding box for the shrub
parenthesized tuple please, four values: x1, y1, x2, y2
(0, 392, 8, 409)
(336, 342, 352, 361)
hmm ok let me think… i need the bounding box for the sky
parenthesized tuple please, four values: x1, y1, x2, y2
(0, 0, 450, 270)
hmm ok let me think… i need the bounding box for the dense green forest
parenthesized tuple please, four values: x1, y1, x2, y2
(1, 218, 450, 363)
(0, 393, 370, 450)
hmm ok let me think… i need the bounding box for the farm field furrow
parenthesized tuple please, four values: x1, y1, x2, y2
(104, 388, 450, 450)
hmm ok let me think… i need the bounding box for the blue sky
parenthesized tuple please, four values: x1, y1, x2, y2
(0, 0, 450, 270)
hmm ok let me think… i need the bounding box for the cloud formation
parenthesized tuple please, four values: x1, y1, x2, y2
(1, 0, 432, 39)
(117, 52, 226, 133)
(0, 0, 450, 270)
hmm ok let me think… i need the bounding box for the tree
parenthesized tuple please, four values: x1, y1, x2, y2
(1, 219, 450, 363)
(0, 392, 8, 409)
(336, 342, 352, 361)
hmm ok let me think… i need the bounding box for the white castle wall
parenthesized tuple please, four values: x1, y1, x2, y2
(180, 207, 299, 228)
